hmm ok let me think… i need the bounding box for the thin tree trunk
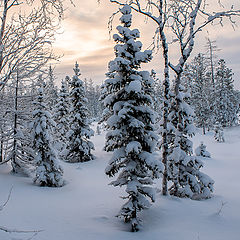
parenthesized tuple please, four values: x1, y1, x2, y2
(203, 125, 206, 135)
(0, 0, 8, 74)
(0, 138, 3, 162)
(12, 71, 20, 172)
(159, 20, 170, 196)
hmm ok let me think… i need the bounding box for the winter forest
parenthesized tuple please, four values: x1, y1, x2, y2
(0, 0, 240, 239)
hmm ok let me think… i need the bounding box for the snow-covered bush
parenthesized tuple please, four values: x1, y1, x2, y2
(101, 5, 162, 232)
(195, 142, 211, 158)
(32, 88, 64, 187)
(168, 155, 214, 199)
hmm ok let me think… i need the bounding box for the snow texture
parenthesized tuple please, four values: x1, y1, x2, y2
(1, 124, 240, 240)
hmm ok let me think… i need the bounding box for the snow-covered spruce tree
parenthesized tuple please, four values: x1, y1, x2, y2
(189, 54, 213, 134)
(213, 59, 238, 128)
(85, 78, 95, 120)
(168, 85, 214, 199)
(65, 62, 94, 163)
(151, 70, 163, 122)
(45, 65, 58, 112)
(195, 142, 211, 158)
(54, 79, 70, 152)
(32, 88, 64, 187)
(101, 5, 162, 232)
(84, 78, 103, 121)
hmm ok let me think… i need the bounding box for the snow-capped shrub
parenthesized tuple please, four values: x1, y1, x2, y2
(214, 125, 225, 142)
(195, 142, 211, 158)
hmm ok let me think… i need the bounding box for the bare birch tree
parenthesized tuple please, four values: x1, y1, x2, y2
(0, 0, 64, 91)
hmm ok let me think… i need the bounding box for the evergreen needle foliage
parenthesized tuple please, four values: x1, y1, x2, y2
(101, 5, 163, 232)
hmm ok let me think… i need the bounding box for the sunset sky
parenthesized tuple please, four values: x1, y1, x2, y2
(53, 0, 240, 89)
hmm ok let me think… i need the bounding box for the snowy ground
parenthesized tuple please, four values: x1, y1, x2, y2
(0, 124, 240, 240)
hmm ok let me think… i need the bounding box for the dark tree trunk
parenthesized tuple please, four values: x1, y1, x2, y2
(11, 71, 20, 172)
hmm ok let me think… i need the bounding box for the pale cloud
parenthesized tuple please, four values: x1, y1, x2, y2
(53, 0, 240, 89)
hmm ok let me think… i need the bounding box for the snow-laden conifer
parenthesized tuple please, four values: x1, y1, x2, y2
(151, 70, 163, 122)
(189, 54, 213, 133)
(32, 88, 64, 187)
(101, 5, 162, 232)
(168, 86, 214, 199)
(214, 125, 225, 142)
(195, 142, 211, 158)
(84, 78, 102, 120)
(65, 63, 94, 162)
(213, 59, 238, 128)
(54, 79, 70, 152)
(45, 66, 58, 112)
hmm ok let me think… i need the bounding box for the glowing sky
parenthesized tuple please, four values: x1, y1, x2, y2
(53, 0, 240, 89)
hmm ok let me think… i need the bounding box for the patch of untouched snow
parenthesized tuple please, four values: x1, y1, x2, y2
(0, 123, 240, 240)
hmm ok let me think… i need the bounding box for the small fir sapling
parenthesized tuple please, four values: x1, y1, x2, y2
(101, 5, 162, 232)
(96, 125, 101, 135)
(214, 125, 225, 142)
(195, 142, 211, 158)
(65, 62, 94, 162)
(32, 88, 64, 187)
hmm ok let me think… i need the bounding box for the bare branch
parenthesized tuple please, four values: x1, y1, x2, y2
(0, 5, 60, 91)
(0, 157, 11, 165)
(215, 201, 227, 215)
(0, 186, 13, 211)
(108, 9, 120, 38)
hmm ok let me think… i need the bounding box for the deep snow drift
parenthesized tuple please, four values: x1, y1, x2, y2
(0, 124, 240, 240)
